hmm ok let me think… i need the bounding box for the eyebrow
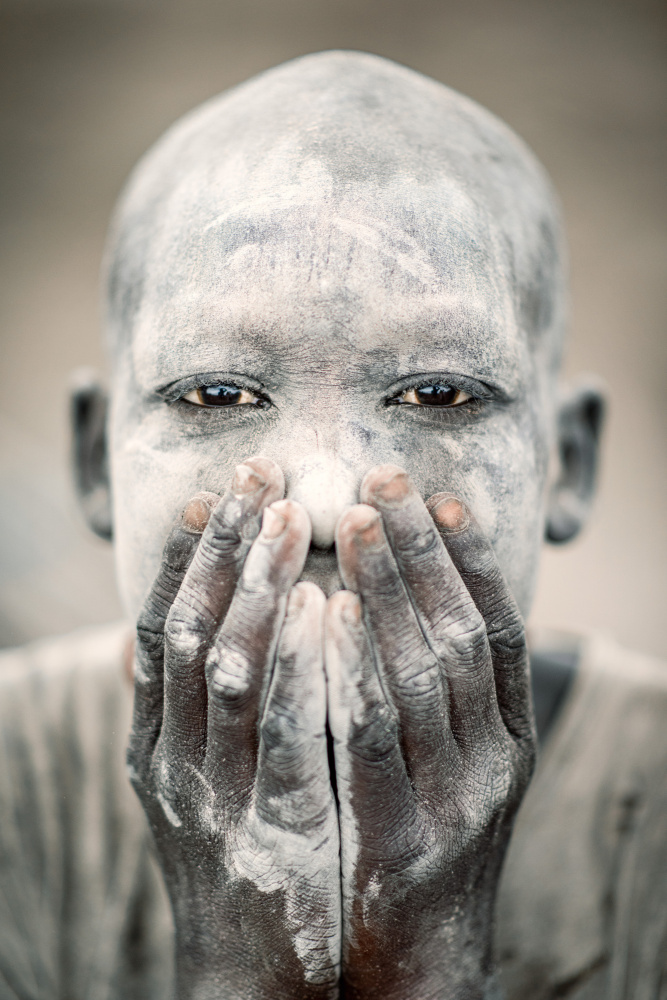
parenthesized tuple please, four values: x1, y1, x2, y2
(133, 285, 524, 398)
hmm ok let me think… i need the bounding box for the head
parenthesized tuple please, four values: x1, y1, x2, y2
(72, 51, 604, 620)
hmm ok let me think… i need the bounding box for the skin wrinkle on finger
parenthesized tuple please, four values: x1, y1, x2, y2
(360, 472, 494, 682)
(326, 595, 439, 891)
(364, 494, 504, 740)
(324, 594, 367, 945)
(203, 500, 312, 791)
(157, 465, 288, 772)
(257, 585, 330, 830)
(129, 524, 202, 788)
(335, 508, 460, 797)
(366, 478, 496, 674)
(431, 507, 535, 745)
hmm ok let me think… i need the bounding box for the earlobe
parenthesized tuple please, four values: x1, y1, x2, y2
(545, 380, 606, 544)
(70, 368, 113, 541)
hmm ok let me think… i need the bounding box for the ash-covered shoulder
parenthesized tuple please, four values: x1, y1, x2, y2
(0, 619, 130, 690)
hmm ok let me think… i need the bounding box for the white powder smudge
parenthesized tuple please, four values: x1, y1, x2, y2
(226, 808, 341, 984)
(157, 790, 182, 828)
(362, 873, 381, 925)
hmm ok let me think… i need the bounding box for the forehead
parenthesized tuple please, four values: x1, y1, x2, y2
(130, 172, 523, 392)
(110, 52, 563, 393)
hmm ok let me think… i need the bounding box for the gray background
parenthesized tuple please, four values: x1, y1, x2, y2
(0, 0, 665, 656)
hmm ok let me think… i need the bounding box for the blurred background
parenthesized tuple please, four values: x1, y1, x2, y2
(0, 0, 665, 656)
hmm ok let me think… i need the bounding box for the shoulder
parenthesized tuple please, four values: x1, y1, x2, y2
(553, 633, 667, 787)
(0, 621, 132, 762)
(0, 621, 135, 846)
(0, 624, 173, 998)
(498, 633, 667, 999)
(0, 620, 133, 813)
(0, 619, 130, 686)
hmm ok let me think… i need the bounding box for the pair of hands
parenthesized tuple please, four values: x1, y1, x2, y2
(128, 458, 536, 1000)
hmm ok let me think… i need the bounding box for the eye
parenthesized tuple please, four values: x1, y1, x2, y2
(397, 383, 472, 407)
(182, 384, 263, 407)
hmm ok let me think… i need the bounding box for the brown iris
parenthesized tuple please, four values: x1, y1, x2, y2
(399, 384, 471, 407)
(183, 384, 262, 407)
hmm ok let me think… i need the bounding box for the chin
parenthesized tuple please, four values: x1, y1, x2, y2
(299, 548, 344, 597)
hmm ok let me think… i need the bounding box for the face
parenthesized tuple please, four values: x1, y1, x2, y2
(109, 170, 557, 621)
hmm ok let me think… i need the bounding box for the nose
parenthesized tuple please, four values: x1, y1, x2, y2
(287, 453, 357, 549)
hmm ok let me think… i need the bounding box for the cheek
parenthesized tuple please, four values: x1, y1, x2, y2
(396, 419, 548, 616)
(110, 413, 258, 619)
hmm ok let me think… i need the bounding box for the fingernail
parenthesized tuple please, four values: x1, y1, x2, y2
(373, 469, 410, 506)
(232, 462, 266, 497)
(355, 512, 383, 549)
(182, 495, 215, 533)
(261, 506, 287, 539)
(431, 497, 470, 533)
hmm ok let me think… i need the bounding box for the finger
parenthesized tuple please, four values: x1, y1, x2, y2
(361, 466, 502, 747)
(325, 591, 413, 850)
(335, 504, 451, 788)
(129, 493, 216, 777)
(361, 466, 481, 648)
(161, 458, 284, 760)
(428, 493, 534, 744)
(203, 499, 311, 798)
(255, 583, 333, 833)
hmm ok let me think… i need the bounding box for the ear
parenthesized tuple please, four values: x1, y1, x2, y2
(545, 380, 606, 544)
(70, 368, 113, 541)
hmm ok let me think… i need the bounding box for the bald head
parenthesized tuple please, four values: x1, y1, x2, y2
(95, 51, 594, 623)
(105, 51, 565, 372)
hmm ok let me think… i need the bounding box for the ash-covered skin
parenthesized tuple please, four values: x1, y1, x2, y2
(106, 51, 565, 619)
(86, 51, 604, 999)
(129, 466, 341, 999)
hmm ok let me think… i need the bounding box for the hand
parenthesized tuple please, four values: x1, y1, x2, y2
(128, 458, 340, 1000)
(325, 465, 536, 1000)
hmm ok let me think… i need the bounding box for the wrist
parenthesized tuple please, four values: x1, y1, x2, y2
(342, 901, 498, 1000)
(173, 911, 340, 1000)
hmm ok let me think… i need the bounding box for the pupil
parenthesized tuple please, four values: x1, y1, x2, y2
(415, 384, 458, 406)
(200, 384, 242, 406)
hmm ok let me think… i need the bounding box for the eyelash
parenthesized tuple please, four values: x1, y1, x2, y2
(387, 384, 473, 408)
(181, 385, 267, 408)
(175, 381, 479, 411)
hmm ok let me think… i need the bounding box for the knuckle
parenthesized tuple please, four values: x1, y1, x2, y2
(164, 613, 205, 659)
(487, 615, 526, 657)
(394, 522, 439, 560)
(395, 650, 441, 698)
(206, 646, 253, 707)
(200, 521, 244, 562)
(444, 612, 488, 661)
(136, 614, 164, 657)
(351, 707, 398, 759)
(260, 705, 303, 752)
